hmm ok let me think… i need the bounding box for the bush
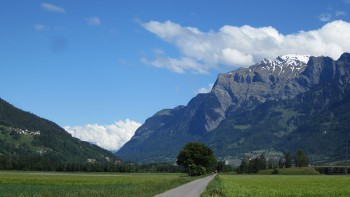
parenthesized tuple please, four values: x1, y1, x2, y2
(272, 168, 279, 174)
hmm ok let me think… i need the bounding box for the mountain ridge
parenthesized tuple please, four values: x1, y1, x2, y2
(0, 98, 120, 164)
(117, 52, 350, 163)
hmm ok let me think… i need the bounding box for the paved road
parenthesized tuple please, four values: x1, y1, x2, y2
(155, 174, 216, 197)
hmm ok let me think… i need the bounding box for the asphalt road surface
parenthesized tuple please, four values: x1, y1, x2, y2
(155, 174, 216, 197)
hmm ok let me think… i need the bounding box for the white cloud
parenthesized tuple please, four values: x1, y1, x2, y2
(196, 83, 214, 94)
(319, 9, 347, 22)
(64, 119, 141, 152)
(221, 48, 254, 66)
(34, 24, 48, 31)
(319, 13, 332, 22)
(335, 11, 346, 17)
(142, 55, 209, 74)
(142, 20, 350, 74)
(86, 17, 101, 26)
(41, 3, 65, 13)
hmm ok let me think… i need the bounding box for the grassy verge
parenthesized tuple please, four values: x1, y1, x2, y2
(0, 171, 195, 197)
(201, 175, 224, 197)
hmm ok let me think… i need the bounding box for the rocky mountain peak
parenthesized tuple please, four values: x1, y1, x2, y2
(277, 54, 311, 64)
(117, 53, 350, 163)
(338, 52, 350, 63)
(254, 54, 311, 78)
(212, 55, 313, 117)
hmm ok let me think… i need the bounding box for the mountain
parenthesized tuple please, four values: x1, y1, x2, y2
(117, 52, 350, 163)
(0, 98, 120, 164)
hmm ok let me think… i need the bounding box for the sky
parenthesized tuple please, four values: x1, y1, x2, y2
(1, 0, 350, 151)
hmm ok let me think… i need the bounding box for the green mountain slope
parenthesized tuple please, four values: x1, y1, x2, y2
(0, 98, 120, 165)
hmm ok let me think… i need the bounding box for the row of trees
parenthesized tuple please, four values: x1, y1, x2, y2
(278, 150, 309, 168)
(237, 153, 267, 173)
(2, 141, 309, 175)
(237, 150, 309, 173)
(0, 155, 184, 173)
(0, 142, 232, 175)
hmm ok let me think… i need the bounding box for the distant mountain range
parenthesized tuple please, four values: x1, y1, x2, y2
(117, 52, 350, 163)
(0, 98, 120, 164)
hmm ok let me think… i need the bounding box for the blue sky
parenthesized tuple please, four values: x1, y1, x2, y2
(1, 0, 350, 151)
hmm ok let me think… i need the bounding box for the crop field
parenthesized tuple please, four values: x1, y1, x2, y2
(205, 174, 350, 197)
(0, 171, 195, 196)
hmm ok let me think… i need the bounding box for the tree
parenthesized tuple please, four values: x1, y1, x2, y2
(217, 161, 225, 173)
(177, 142, 217, 176)
(237, 158, 248, 173)
(284, 152, 292, 168)
(248, 158, 260, 173)
(258, 153, 267, 170)
(278, 158, 284, 168)
(295, 150, 309, 167)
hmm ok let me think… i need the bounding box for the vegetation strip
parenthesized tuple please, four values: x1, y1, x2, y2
(0, 172, 196, 197)
(201, 175, 224, 197)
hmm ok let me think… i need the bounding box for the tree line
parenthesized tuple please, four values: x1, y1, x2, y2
(0, 142, 235, 174)
(237, 150, 309, 174)
(1, 141, 308, 175)
(0, 155, 185, 173)
(7, 141, 315, 175)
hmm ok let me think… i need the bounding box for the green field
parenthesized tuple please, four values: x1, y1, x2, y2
(0, 171, 195, 196)
(204, 174, 350, 197)
(258, 167, 320, 175)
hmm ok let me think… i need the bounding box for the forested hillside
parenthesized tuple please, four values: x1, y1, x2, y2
(0, 98, 120, 170)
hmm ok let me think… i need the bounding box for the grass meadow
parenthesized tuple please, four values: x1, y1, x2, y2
(3, 171, 350, 197)
(258, 167, 320, 175)
(203, 174, 350, 197)
(0, 171, 195, 197)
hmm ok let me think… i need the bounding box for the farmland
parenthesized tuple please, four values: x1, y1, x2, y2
(204, 174, 350, 197)
(3, 171, 350, 197)
(0, 171, 195, 196)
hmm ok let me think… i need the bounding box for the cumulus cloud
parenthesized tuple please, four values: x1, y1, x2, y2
(86, 17, 101, 26)
(142, 20, 350, 74)
(41, 3, 65, 13)
(64, 119, 141, 152)
(196, 83, 214, 94)
(142, 54, 209, 74)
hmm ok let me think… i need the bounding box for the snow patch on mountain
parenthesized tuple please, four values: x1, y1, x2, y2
(257, 54, 311, 77)
(279, 54, 311, 64)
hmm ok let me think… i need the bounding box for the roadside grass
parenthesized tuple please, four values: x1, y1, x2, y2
(0, 171, 195, 197)
(201, 175, 224, 197)
(217, 174, 350, 197)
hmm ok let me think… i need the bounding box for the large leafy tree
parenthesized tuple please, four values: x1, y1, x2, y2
(177, 142, 217, 176)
